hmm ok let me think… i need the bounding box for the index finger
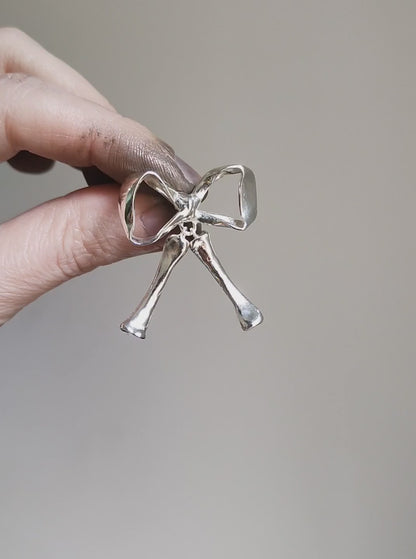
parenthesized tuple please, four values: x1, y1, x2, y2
(0, 73, 195, 192)
(0, 27, 115, 110)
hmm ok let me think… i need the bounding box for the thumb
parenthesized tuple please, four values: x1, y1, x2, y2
(0, 183, 172, 325)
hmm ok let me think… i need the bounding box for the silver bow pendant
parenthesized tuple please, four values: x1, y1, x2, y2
(119, 164, 263, 339)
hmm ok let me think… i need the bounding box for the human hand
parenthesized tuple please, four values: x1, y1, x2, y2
(0, 28, 200, 326)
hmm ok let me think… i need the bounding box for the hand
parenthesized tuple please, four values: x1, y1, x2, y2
(0, 28, 200, 326)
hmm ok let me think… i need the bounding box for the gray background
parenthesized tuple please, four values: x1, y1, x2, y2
(1, 1, 415, 558)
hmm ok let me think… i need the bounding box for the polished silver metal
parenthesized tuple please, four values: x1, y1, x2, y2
(119, 164, 263, 338)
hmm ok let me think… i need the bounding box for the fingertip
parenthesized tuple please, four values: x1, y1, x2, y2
(7, 151, 55, 174)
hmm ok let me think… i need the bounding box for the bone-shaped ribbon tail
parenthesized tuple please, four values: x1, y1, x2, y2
(119, 164, 263, 339)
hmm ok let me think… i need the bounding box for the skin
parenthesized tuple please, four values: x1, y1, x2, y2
(0, 27, 200, 326)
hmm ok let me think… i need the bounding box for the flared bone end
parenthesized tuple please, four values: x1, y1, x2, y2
(120, 322, 146, 339)
(238, 305, 264, 331)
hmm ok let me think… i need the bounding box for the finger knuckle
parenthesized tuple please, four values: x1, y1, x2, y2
(0, 73, 44, 151)
(0, 26, 24, 37)
(53, 195, 117, 278)
(0, 71, 32, 87)
(0, 27, 27, 42)
(54, 204, 92, 279)
(0, 72, 45, 96)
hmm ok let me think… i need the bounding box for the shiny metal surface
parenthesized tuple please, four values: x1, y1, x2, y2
(119, 164, 263, 338)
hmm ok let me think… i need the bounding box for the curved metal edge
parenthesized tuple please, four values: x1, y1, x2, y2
(193, 164, 257, 230)
(119, 171, 185, 246)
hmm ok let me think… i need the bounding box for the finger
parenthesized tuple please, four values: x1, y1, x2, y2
(0, 27, 114, 110)
(0, 28, 201, 189)
(0, 73, 195, 192)
(0, 27, 116, 177)
(7, 150, 55, 173)
(0, 183, 174, 325)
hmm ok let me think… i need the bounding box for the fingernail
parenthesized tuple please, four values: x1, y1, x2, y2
(174, 155, 201, 186)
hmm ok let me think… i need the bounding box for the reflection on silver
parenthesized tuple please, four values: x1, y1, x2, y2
(119, 164, 263, 339)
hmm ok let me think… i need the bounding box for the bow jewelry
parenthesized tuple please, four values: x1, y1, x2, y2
(119, 164, 263, 339)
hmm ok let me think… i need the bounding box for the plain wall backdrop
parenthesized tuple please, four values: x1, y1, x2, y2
(1, 1, 415, 558)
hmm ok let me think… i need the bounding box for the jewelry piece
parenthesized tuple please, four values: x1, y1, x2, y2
(119, 164, 263, 339)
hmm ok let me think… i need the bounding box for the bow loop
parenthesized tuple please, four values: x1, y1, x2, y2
(119, 171, 187, 246)
(194, 164, 257, 231)
(119, 164, 258, 246)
